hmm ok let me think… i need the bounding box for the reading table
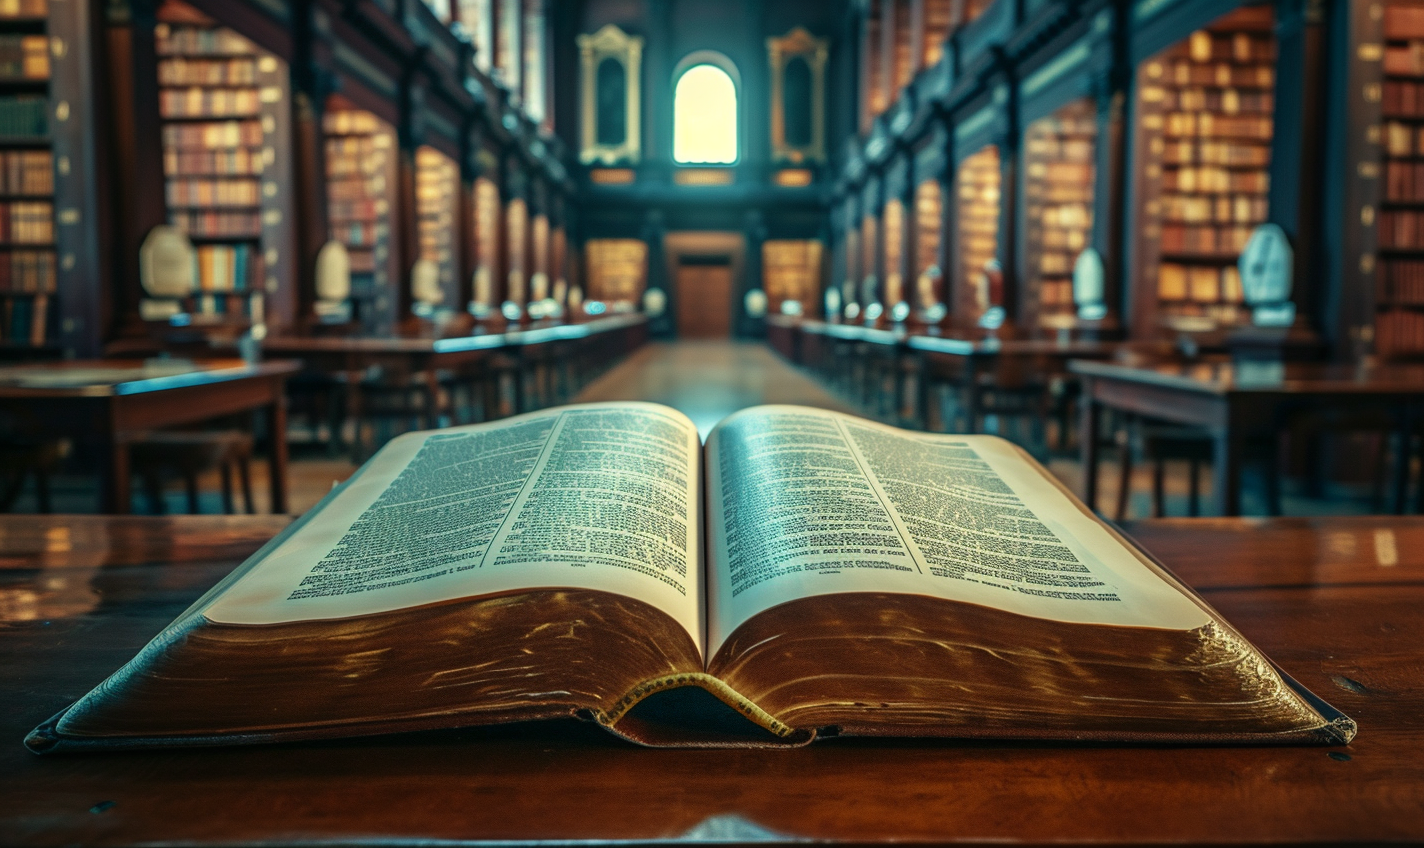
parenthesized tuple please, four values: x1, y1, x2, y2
(909, 335, 1119, 433)
(1, 513, 1420, 845)
(0, 359, 298, 513)
(1072, 359, 1424, 515)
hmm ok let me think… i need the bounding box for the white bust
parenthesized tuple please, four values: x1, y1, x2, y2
(315, 240, 351, 302)
(411, 259, 444, 307)
(139, 226, 197, 299)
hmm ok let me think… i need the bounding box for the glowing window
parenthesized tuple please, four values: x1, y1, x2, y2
(674, 64, 737, 164)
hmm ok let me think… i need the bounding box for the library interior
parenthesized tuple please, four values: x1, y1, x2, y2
(2, 0, 1424, 844)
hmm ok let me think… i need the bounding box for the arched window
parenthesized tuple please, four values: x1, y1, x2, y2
(673, 61, 737, 164)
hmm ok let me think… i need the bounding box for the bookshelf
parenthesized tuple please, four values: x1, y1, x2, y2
(1376, 1, 1424, 355)
(860, 213, 876, 292)
(882, 197, 904, 305)
(1023, 98, 1097, 326)
(584, 238, 646, 305)
(922, 0, 952, 68)
(323, 107, 396, 331)
(954, 144, 1001, 320)
(763, 239, 822, 316)
(505, 196, 528, 305)
(914, 178, 941, 305)
(414, 145, 458, 306)
(156, 10, 290, 323)
(472, 175, 499, 309)
(1131, 5, 1276, 333)
(0, 0, 53, 348)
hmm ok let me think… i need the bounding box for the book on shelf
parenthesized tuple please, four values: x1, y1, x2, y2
(26, 403, 1357, 753)
(0, 94, 45, 136)
(0, 34, 47, 81)
(0, 0, 48, 18)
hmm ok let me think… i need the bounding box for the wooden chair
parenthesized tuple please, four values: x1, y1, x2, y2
(130, 431, 255, 515)
(0, 439, 70, 513)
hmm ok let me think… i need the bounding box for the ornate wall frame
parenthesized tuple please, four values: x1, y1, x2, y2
(766, 27, 827, 164)
(577, 24, 643, 165)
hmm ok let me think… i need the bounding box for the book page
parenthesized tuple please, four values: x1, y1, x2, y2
(704, 406, 1209, 655)
(207, 402, 704, 653)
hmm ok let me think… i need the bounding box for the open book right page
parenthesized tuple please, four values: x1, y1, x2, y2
(702, 405, 1350, 742)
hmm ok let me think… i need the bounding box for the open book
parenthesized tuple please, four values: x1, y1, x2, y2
(27, 403, 1355, 752)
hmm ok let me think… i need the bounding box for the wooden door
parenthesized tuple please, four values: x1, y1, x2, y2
(675, 263, 734, 338)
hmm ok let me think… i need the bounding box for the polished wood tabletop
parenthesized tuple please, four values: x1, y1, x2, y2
(1071, 358, 1424, 395)
(0, 358, 299, 397)
(2, 513, 1420, 845)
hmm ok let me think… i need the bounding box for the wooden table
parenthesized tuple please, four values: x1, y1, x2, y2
(265, 316, 649, 458)
(0, 359, 297, 513)
(1072, 359, 1424, 516)
(2, 513, 1421, 845)
(263, 330, 510, 457)
(909, 334, 1120, 433)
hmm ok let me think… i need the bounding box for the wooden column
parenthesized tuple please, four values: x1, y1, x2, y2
(1267, 0, 1328, 338)
(103, 0, 167, 344)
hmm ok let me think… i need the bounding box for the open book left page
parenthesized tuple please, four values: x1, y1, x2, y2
(207, 401, 706, 651)
(33, 402, 708, 750)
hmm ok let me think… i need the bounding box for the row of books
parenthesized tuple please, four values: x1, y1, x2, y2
(161, 120, 263, 150)
(1161, 166, 1270, 193)
(1382, 81, 1424, 118)
(1376, 307, 1424, 355)
(0, 248, 53, 292)
(1160, 140, 1271, 167)
(1023, 138, 1093, 164)
(171, 209, 260, 238)
(1385, 121, 1424, 157)
(1159, 193, 1268, 225)
(1378, 258, 1424, 304)
(163, 148, 263, 177)
(0, 0, 46, 18)
(166, 177, 260, 208)
(0, 35, 47, 81)
(329, 178, 388, 204)
(1158, 263, 1245, 302)
(1162, 88, 1272, 115)
(329, 199, 387, 220)
(1038, 251, 1081, 276)
(1029, 183, 1093, 205)
(0, 199, 50, 242)
(1037, 202, 1090, 231)
(156, 26, 253, 57)
(159, 88, 262, 120)
(1159, 62, 1273, 89)
(1162, 112, 1273, 140)
(0, 95, 46, 137)
(333, 221, 384, 248)
(324, 110, 385, 136)
(1158, 223, 1256, 254)
(193, 243, 256, 292)
(1384, 42, 1424, 78)
(1184, 31, 1274, 64)
(157, 58, 257, 87)
(1038, 279, 1074, 306)
(0, 292, 45, 345)
(1383, 160, 1424, 203)
(1376, 209, 1424, 249)
(956, 147, 1001, 304)
(1035, 227, 1088, 252)
(1386, 5, 1424, 39)
(0, 149, 48, 194)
